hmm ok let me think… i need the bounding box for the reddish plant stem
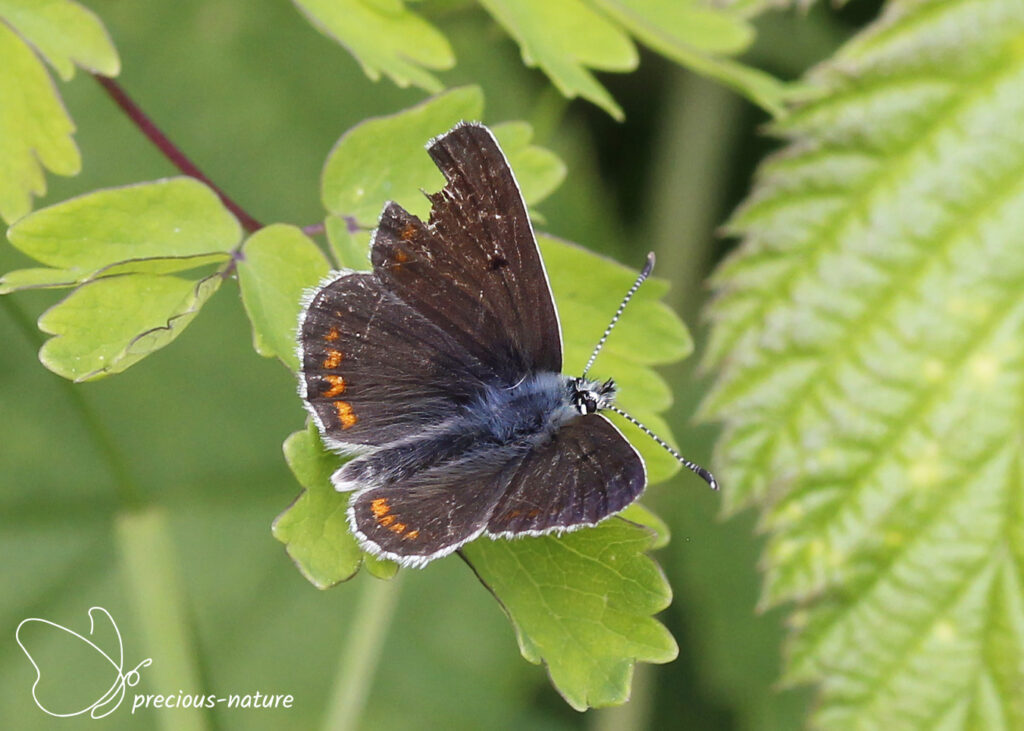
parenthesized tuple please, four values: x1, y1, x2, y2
(94, 74, 263, 233)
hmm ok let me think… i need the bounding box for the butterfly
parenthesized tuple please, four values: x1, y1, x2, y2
(297, 122, 716, 568)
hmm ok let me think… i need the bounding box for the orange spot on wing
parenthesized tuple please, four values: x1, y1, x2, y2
(378, 514, 395, 527)
(399, 225, 416, 242)
(322, 375, 346, 397)
(323, 349, 344, 369)
(324, 327, 340, 342)
(405, 529, 420, 540)
(371, 498, 390, 518)
(389, 522, 407, 534)
(333, 400, 357, 428)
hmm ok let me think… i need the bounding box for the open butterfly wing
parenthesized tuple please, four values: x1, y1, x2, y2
(371, 123, 562, 386)
(487, 414, 646, 537)
(299, 273, 496, 449)
(348, 449, 523, 566)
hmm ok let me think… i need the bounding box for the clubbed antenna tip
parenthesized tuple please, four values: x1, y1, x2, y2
(641, 251, 655, 278)
(608, 406, 719, 491)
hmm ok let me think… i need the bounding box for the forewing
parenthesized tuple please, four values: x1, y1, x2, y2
(487, 414, 646, 537)
(299, 272, 494, 448)
(349, 451, 522, 567)
(371, 122, 561, 385)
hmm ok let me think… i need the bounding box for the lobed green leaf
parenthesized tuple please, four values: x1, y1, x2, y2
(236, 225, 330, 370)
(0, 253, 229, 294)
(0, 21, 79, 223)
(6, 178, 242, 269)
(478, 0, 638, 120)
(321, 86, 485, 227)
(702, 0, 1024, 726)
(588, 0, 786, 116)
(0, 0, 120, 80)
(461, 516, 677, 710)
(273, 424, 397, 588)
(37, 272, 221, 381)
(321, 88, 567, 247)
(291, 0, 453, 93)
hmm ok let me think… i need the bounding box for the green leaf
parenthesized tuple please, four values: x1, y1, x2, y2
(6, 178, 242, 269)
(291, 0, 453, 93)
(321, 93, 567, 262)
(0, 253, 229, 293)
(492, 121, 567, 208)
(237, 224, 330, 370)
(587, 0, 786, 116)
(461, 516, 677, 710)
(478, 0, 638, 120)
(325, 215, 372, 271)
(273, 425, 396, 588)
(322, 86, 485, 227)
(0, 0, 120, 80)
(0, 21, 79, 223)
(619, 502, 670, 549)
(38, 272, 221, 381)
(702, 2, 1024, 727)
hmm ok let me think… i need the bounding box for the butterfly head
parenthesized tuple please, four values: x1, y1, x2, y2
(569, 377, 617, 415)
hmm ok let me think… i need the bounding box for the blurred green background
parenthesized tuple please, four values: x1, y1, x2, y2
(1, 1, 872, 728)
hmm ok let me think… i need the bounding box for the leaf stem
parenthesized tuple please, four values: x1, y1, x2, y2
(93, 74, 263, 233)
(323, 573, 404, 731)
(2, 297, 142, 508)
(117, 507, 209, 731)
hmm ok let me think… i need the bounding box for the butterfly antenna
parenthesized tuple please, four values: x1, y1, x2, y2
(608, 405, 719, 490)
(582, 252, 656, 378)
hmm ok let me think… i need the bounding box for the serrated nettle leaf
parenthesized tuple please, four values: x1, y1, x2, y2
(273, 425, 395, 588)
(478, 0, 637, 120)
(6, 177, 242, 269)
(703, 1, 1024, 727)
(38, 272, 221, 381)
(291, 0, 453, 93)
(237, 225, 329, 370)
(461, 517, 677, 710)
(0, 253, 229, 293)
(321, 87, 484, 226)
(587, 0, 786, 116)
(0, 0, 120, 80)
(0, 21, 79, 223)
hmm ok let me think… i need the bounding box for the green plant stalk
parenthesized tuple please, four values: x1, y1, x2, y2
(648, 69, 746, 321)
(116, 507, 208, 731)
(323, 573, 405, 731)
